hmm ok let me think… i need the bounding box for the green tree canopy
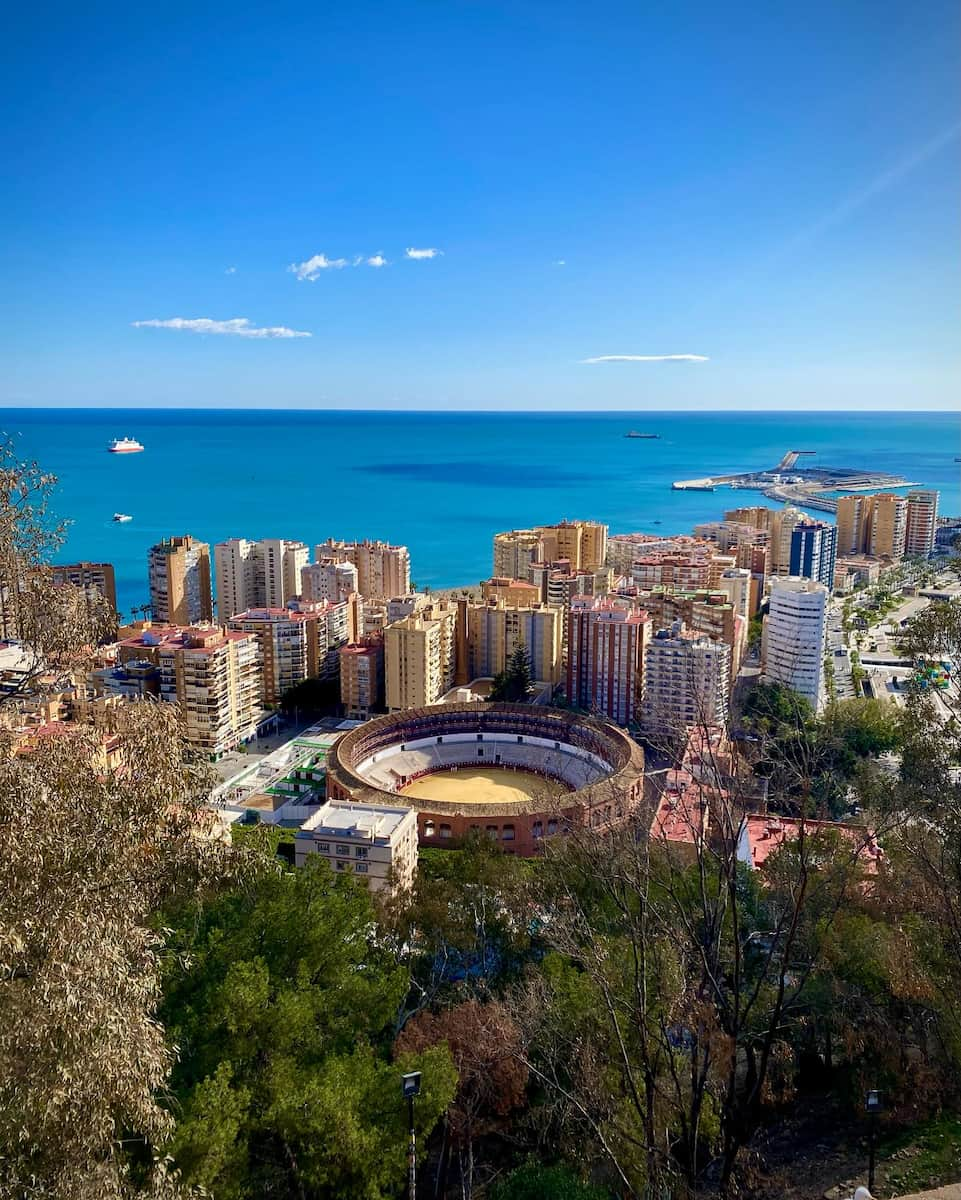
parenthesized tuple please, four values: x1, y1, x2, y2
(161, 858, 456, 1199)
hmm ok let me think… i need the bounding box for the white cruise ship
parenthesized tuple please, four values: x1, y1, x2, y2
(108, 436, 144, 454)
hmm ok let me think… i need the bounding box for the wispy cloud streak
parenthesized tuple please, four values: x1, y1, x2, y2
(405, 247, 442, 259)
(580, 354, 709, 364)
(132, 317, 311, 339)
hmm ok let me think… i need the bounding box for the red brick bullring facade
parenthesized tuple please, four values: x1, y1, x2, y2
(326, 702, 645, 857)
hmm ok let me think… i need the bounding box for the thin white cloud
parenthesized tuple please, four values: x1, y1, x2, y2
(554, 259, 566, 266)
(289, 253, 349, 281)
(132, 317, 311, 340)
(405, 246, 442, 260)
(366, 253, 388, 268)
(224, 266, 237, 275)
(580, 354, 709, 364)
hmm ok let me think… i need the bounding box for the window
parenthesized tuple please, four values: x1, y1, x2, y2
(547, 819, 558, 835)
(517, 735, 523, 744)
(436, 736, 443, 744)
(532, 821, 543, 838)
(439, 824, 451, 838)
(355, 847, 368, 859)
(476, 733, 483, 741)
(502, 825, 515, 841)
(336, 860, 345, 870)
(355, 863, 368, 873)
(336, 845, 349, 856)
(477, 747, 484, 756)
(486, 825, 498, 839)
(424, 820, 435, 837)
(316, 842, 330, 853)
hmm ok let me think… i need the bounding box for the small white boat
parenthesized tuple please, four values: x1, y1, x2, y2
(108, 437, 144, 454)
(113, 513, 133, 523)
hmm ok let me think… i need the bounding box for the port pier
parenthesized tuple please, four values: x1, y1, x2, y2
(671, 450, 915, 512)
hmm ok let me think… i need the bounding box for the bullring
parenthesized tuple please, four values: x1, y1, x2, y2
(326, 701, 645, 856)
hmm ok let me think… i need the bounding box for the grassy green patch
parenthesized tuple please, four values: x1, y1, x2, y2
(878, 1112, 961, 1197)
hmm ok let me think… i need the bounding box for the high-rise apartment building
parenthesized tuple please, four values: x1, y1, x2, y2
(214, 538, 308, 618)
(716, 568, 752, 623)
(904, 490, 939, 558)
(867, 494, 907, 559)
(635, 588, 744, 679)
(789, 521, 837, 589)
(492, 530, 544, 580)
(120, 625, 262, 758)
(227, 600, 351, 705)
(260, 539, 309, 608)
(641, 628, 731, 734)
(537, 520, 608, 571)
(384, 601, 457, 711)
(566, 598, 650, 727)
(315, 539, 411, 601)
(835, 493, 909, 561)
(493, 521, 608, 577)
(148, 536, 212, 625)
(214, 538, 260, 619)
(339, 634, 385, 719)
(762, 578, 828, 710)
(301, 558, 359, 605)
(51, 561, 118, 616)
(467, 600, 562, 685)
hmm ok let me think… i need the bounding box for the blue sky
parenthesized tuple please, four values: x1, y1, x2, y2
(2, 0, 958, 411)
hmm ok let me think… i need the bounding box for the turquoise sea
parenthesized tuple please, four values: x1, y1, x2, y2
(2, 409, 959, 618)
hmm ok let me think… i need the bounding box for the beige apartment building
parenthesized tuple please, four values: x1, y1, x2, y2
(538, 520, 608, 571)
(493, 529, 543, 579)
(867, 494, 907, 559)
(116, 625, 262, 758)
(315, 538, 410, 601)
(301, 557, 359, 605)
(467, 600, 562, 685)
(384, 601, 456, 711)
(148, 536, 213, 625)
(481, 576, 541, 606)
(493, 520, 608, 578)
(339, 634, 385, 719)
(295, 801, 419, 893)
(836, 493, 908, 560)
(227, 600, 350, 706)
(51, 561, 118, 616)
(214, 537, 309, 618)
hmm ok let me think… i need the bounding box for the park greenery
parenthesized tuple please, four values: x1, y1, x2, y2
(2, 443, 961, 1198)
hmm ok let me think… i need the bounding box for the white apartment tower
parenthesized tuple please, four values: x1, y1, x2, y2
(762, 577, 829, 711)
(641, 628, 731, 734)
(215, 537, 309, 618)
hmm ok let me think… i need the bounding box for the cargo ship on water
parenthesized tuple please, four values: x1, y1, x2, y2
(624, 431, 660, 439)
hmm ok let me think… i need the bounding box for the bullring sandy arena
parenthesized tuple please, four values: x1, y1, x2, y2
(399, 766, 570, 807)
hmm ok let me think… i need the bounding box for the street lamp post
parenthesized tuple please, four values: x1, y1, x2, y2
(865, 1089, 883, 1194)
(401, 1071, 422, 1200)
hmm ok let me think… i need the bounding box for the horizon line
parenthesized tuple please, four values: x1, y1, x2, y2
(0, 405, 957, 416)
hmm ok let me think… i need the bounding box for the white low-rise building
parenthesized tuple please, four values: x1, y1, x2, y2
(295, 800, 418, 892)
